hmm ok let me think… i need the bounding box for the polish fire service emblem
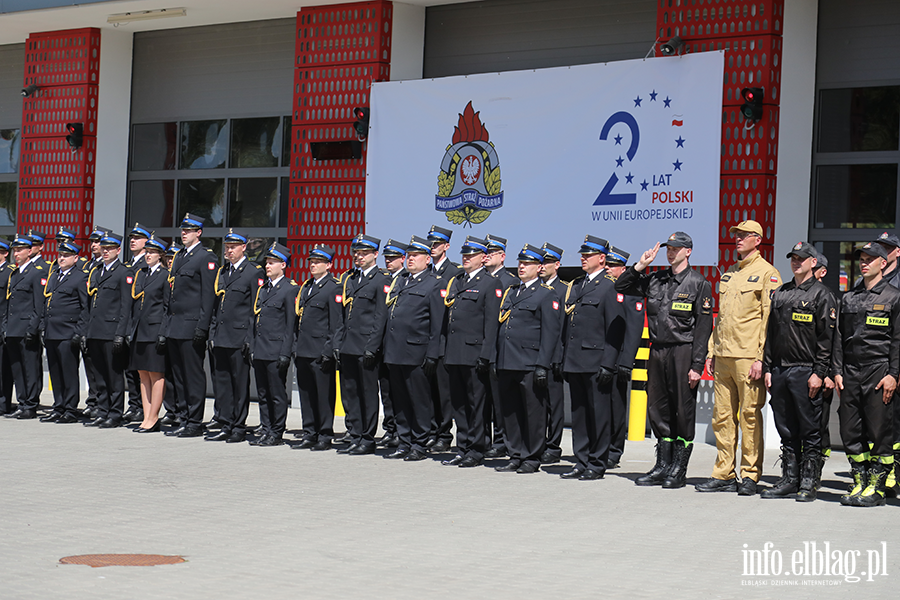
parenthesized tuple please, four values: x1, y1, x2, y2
(435, 101, 504, 227)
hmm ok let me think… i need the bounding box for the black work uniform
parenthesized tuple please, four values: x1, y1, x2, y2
(487, 267, 519, 452)
(294, 274, 343, 443)
(610, 290, 644, 463)
(443, 269, 502, 461)
(429, 257, 463, 445)
(252, 277, 298, 440)
(41, 267, 89, 418)
(542, 276, 568, 461)
(0, 263, 17, 413)
(497, 280, 562, 470)
(833, 278, 900, 460)
(4, 260, 47, 412)
(763, 277, 836, 454)
(210, 259, 262, 437)
(563, 271, 626, 473)
(335, 267, 389, 448)
(86, 261, 131, 421)
(164, 244, 217, 428)
(383, 271, 445, 453)
(616, 265, 713, 442)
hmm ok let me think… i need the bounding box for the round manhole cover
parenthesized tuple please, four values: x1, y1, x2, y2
(60, 554, 186, 568)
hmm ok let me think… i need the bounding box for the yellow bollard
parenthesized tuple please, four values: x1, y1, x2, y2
(627, 319, 650, 441)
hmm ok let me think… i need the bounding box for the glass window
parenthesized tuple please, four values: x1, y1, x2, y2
(245, 236, 289, 265)
(282, 116, 292, 167)
(130, 180, 175, 228)
(177, 179, 225, 227)
(818, 87, 900, 153)
(280, 177, 290, 227)
(228, 178, 278, 227)
(814, 164, 897, 229)
(180, 120, 228, 170)
(0, 129, 20, 174)
(0, 182, 17, 226)
(230, 117, 281, 168)
(818, 240, 875, 293)
(132, 123, 177, 171)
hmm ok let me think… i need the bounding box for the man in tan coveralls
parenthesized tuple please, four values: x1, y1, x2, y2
(696, 220, 781, 496)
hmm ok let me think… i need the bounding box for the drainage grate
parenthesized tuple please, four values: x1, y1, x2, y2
(59, 554, 186, 568)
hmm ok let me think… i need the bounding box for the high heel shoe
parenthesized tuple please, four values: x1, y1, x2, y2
(134, 421, 160, 433)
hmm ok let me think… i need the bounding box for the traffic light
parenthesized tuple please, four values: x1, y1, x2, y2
(65, 123, 83, 150)
(353, 107, 370, 139)
(740, 87, 764, 125)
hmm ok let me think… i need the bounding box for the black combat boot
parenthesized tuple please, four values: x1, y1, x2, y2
(760, 447, 799, 499)
(662, 439, 693, 489)
(840, 460, 868, 506)
(856, 461, 889, 507)
(635, 439, 673, 486)
(795, 450, 821, 503)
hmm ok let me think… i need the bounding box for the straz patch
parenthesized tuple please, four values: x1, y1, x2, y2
(440, 289, 448, 298)
(616, 293, 624, 303)
(552, 301, 559, 311)
(335, 294, 343, 303)
(384, 285, 391, 294)
(495, 289, 503, 298)
(867, 316, 889, 327)
(208, 262, 216, 270)
(126, 276, 133, 285)
(792, 312, 813, 323)
(672, 301, 692, 311)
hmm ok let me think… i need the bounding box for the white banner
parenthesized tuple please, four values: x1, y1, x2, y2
(366, 52, 724, 266)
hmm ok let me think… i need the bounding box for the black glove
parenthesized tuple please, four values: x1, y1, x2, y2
(80, 336, 89, 356)
(156, 335, 167, 353)
(551, 362, 563, 381)
(333, 348, 342, 370)
(113, 335, 126, 354)
(362, 350, 377, 370)
(24, 331, 39, 349)
(192, 328, 208, 347)
(598, 366, 615, 386)
(617, 365, 633, 381)
(276, 355, 291, 377)
(72, 333, 83, 345)
(241, 341, 252, 365)
(318, 355, 335, 374)
(207, 339, 215, 352)
(534, 366, 549, 389)
(475, 357, 491, 376)
(422, 357, 438, 378)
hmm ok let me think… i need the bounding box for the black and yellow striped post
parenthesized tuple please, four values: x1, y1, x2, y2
(627, 314, 650, 441)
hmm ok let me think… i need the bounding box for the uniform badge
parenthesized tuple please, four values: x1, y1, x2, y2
(40, 278, 47, 286)
(702, 297, 711, 310)
(748, 276, 759, 282)
(258, 278, 264, 287)
(335, 294, 343, 303)
(830, 307, 836, 320)
(770, 276, 778, 283)
(383, 284, 391, 294)
(616, 293, 624, 303)
(636, 302, 643, 311)
(552, 301, 559, 311)
(208, 262, 216, 270)
(440, 289, 448, 298)
(126, 276, 133, 284)
(793, 242, 803, 250)
(495, 289, 502, 298)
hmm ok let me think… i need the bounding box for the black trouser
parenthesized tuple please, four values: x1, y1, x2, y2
(208, 346, 221, 422)
(447, 364, 490, 460)
(254, 358, 289, 439)
(498, 369, 547, 469)
(163, 359, 177, 416)
(646, 343, 698, 441)
(0, 341, 14, 413)
(82, 351, 99, 409)
(339, 353, 380, 446)
(609, 371, 629, 462)
(487, 367, 506, 450)
(566, 370, 612, 472)
(378, 362, 396, 436)
(390, 363, 434, 453)
(87, 338, 125, 421)
(839, 362, 894, 459)
(7, 336, 43, 410)
(821, 388, 834, 453)
(213, 346, 251, 435)
(296, 356, 335, 442)
(770, 365, 823, 455)
(544, 370, 565, 460)
(126, 368, 142, 413)
(429, 357, 453, 444)
(168, 338, 206, 427)
(46, 338, 81, 418)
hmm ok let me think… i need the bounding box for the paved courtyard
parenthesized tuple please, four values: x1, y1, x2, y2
(1, 393, 898, 600)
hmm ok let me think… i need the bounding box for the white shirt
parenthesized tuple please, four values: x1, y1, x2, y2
(361, 265, 377, 278)
(229, 256, 246, 271)
(269, 275, 284, 287)
(184, 240, 201, 254)
(103, 258, 120, 272)
(465, 267, 484, 281)
(433, 256, 448, 272)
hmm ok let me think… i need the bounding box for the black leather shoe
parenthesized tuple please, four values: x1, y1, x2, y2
(311, 439, 332, 451)
(333, 432, 352, 444)
(81, 406, 98, 419)
(484, 447, 507, 459)
(495, 461, 521, 472)
(40, 412, 62, 423)
(177, 426, 204, 438)
(203, 420, 224, 430)
(459, 457, 483, 468)
(403, 449, 428, 461)
(539, 450, 560, 464)
(56, 414, 79, 424)
(384, 435, 399, 448)
(579, 469, 604, 480)
(159, 414, 180, 426)
(606, 459, 621, 470)
(560, 467, 585, 479)
(695, 477, 738, 493)
(516, 463, 540, 474)
(424, 436, 437, 448)
(384, 448, 410, 459)
(165, 425, 187, 437)
(349, 444, 375, 455)
(256, 435, 284, 447)
(737, 479, 758, 496)
(4, 408, 23, 419)
(295, 438, 317, 449)
(429, 440, 452, 453)
(98, 418, 121, 428)
(16, 409, 37, 420)
(376, 433, 396, 447)
(226, 431, 246, 443)
(442, 455, 465, 466)
(135, 422, 161, 433)
(122, 409, 142, 423)
(205, 430, 231, 441)
(336, 443, 359, 455)
(84, 416, 105, 427)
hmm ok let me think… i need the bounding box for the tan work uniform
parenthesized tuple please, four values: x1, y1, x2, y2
(709, 251, 781, 482)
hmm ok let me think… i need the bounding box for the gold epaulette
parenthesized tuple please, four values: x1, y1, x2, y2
(605, 273, 616, 282)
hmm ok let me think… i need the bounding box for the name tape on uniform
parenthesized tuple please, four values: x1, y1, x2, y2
(866, 316, 889, 327)
(792, 312, 812, 323)
(671, 301, 692, 311)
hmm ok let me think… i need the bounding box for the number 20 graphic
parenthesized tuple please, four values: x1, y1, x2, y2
(593, 111, 640, 206)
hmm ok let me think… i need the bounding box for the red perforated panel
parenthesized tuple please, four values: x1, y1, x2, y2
(21, 84, 99, 138)
(296, 1, 392, 67)
(289, 124, 366, 182)
(18, 187, 95, 249)
(22, 28, 101, 87)
(657, 0, 784, 42)
(18, 136, 96, 188)
(721, 105, 778, 175)
(293, 63, 389, 125)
